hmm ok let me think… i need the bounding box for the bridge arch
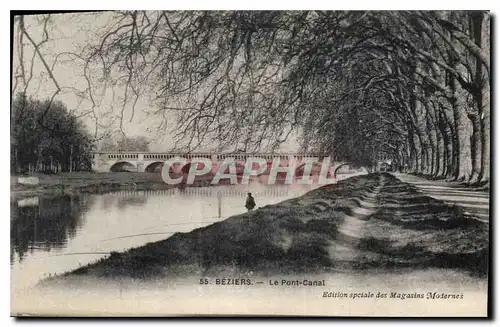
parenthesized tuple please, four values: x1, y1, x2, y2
(109, 161, 137, 172)
(294, 162, 325, 177)
(181, 162, 208, 174)
(144, 161, 164, 173)
(332, 162, 356, 177)
(216, 161, 249, 175)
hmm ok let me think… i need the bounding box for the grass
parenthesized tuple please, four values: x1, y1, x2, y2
(10, 171, 217, 198)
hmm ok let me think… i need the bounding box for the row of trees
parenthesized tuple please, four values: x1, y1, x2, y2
(300, 11, 490, 184)
(81, 11, 490, 185)
(99, 136, 150, 152)
(11, 93, 95, 173)
(11, 90, 154, 174)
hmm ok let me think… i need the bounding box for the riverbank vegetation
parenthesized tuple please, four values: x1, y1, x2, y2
(10, 172, 166, 198)
(10, 171, 226, 198)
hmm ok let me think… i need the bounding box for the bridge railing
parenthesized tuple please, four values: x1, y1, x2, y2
(94, 152, 337, 161)
(104, 185, 317, 198)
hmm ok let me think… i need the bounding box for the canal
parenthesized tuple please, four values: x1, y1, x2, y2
(11, 182, 318, 292)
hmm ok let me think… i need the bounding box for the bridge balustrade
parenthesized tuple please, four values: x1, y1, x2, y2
(105, 186, 315, 198)
(93, 152, 344, 173)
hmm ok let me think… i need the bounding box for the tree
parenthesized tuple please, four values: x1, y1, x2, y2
(98, 135, 150, 152)
(11, 92, 95, 173)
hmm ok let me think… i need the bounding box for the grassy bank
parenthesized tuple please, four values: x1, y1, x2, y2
(44, 173, 488, 284)
(11, 172, 168, 199)
(10, 172, 218, 199)
(11, 171, 330, 199)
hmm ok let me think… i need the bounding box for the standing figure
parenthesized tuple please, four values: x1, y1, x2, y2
(245, 192, 256, 211)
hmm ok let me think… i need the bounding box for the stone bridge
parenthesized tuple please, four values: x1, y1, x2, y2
(91, 152, 355, 176)
(104, 186, 318, 198)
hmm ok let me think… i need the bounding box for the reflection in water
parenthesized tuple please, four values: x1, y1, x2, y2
(116, 196, 148, 210)
(100, 195, 148, 211)
(11, 183, 317, 291)
(10, 195, 94, 263)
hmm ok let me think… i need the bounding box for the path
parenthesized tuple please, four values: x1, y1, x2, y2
(394, 173, 490, 222)
(333, 174, 385, 263)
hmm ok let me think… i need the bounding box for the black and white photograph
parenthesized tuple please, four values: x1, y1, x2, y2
(9, 9, 491, 317)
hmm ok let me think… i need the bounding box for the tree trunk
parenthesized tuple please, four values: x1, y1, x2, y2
(470, 11, 490, 184)
(468, 113, 482, 184)
(479, 80, 490, 183)
(478, 14, 490, 184)
(449, 78, 462, 180)
(424, 102, 438, 177)
(438, 107, 453, 178)
(407, 125, 418, 172)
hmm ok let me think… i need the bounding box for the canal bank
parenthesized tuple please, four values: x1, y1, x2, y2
(10, 171, 225, 199)
(10, 170, 331, 199)
(45, 173, 488, 284)
(11, 172, 167, 198)
(11, 181, 319, 291)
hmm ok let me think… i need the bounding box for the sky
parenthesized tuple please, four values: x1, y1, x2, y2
(11, 11, 301, 153)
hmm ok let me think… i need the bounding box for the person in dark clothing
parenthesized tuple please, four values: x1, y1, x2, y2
(245, 192, 256, 211)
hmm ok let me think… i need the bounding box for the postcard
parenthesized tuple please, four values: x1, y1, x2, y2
(10, 10, 490, 317)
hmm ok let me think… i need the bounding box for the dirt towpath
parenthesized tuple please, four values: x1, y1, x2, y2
(395, 173, 489, 222)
